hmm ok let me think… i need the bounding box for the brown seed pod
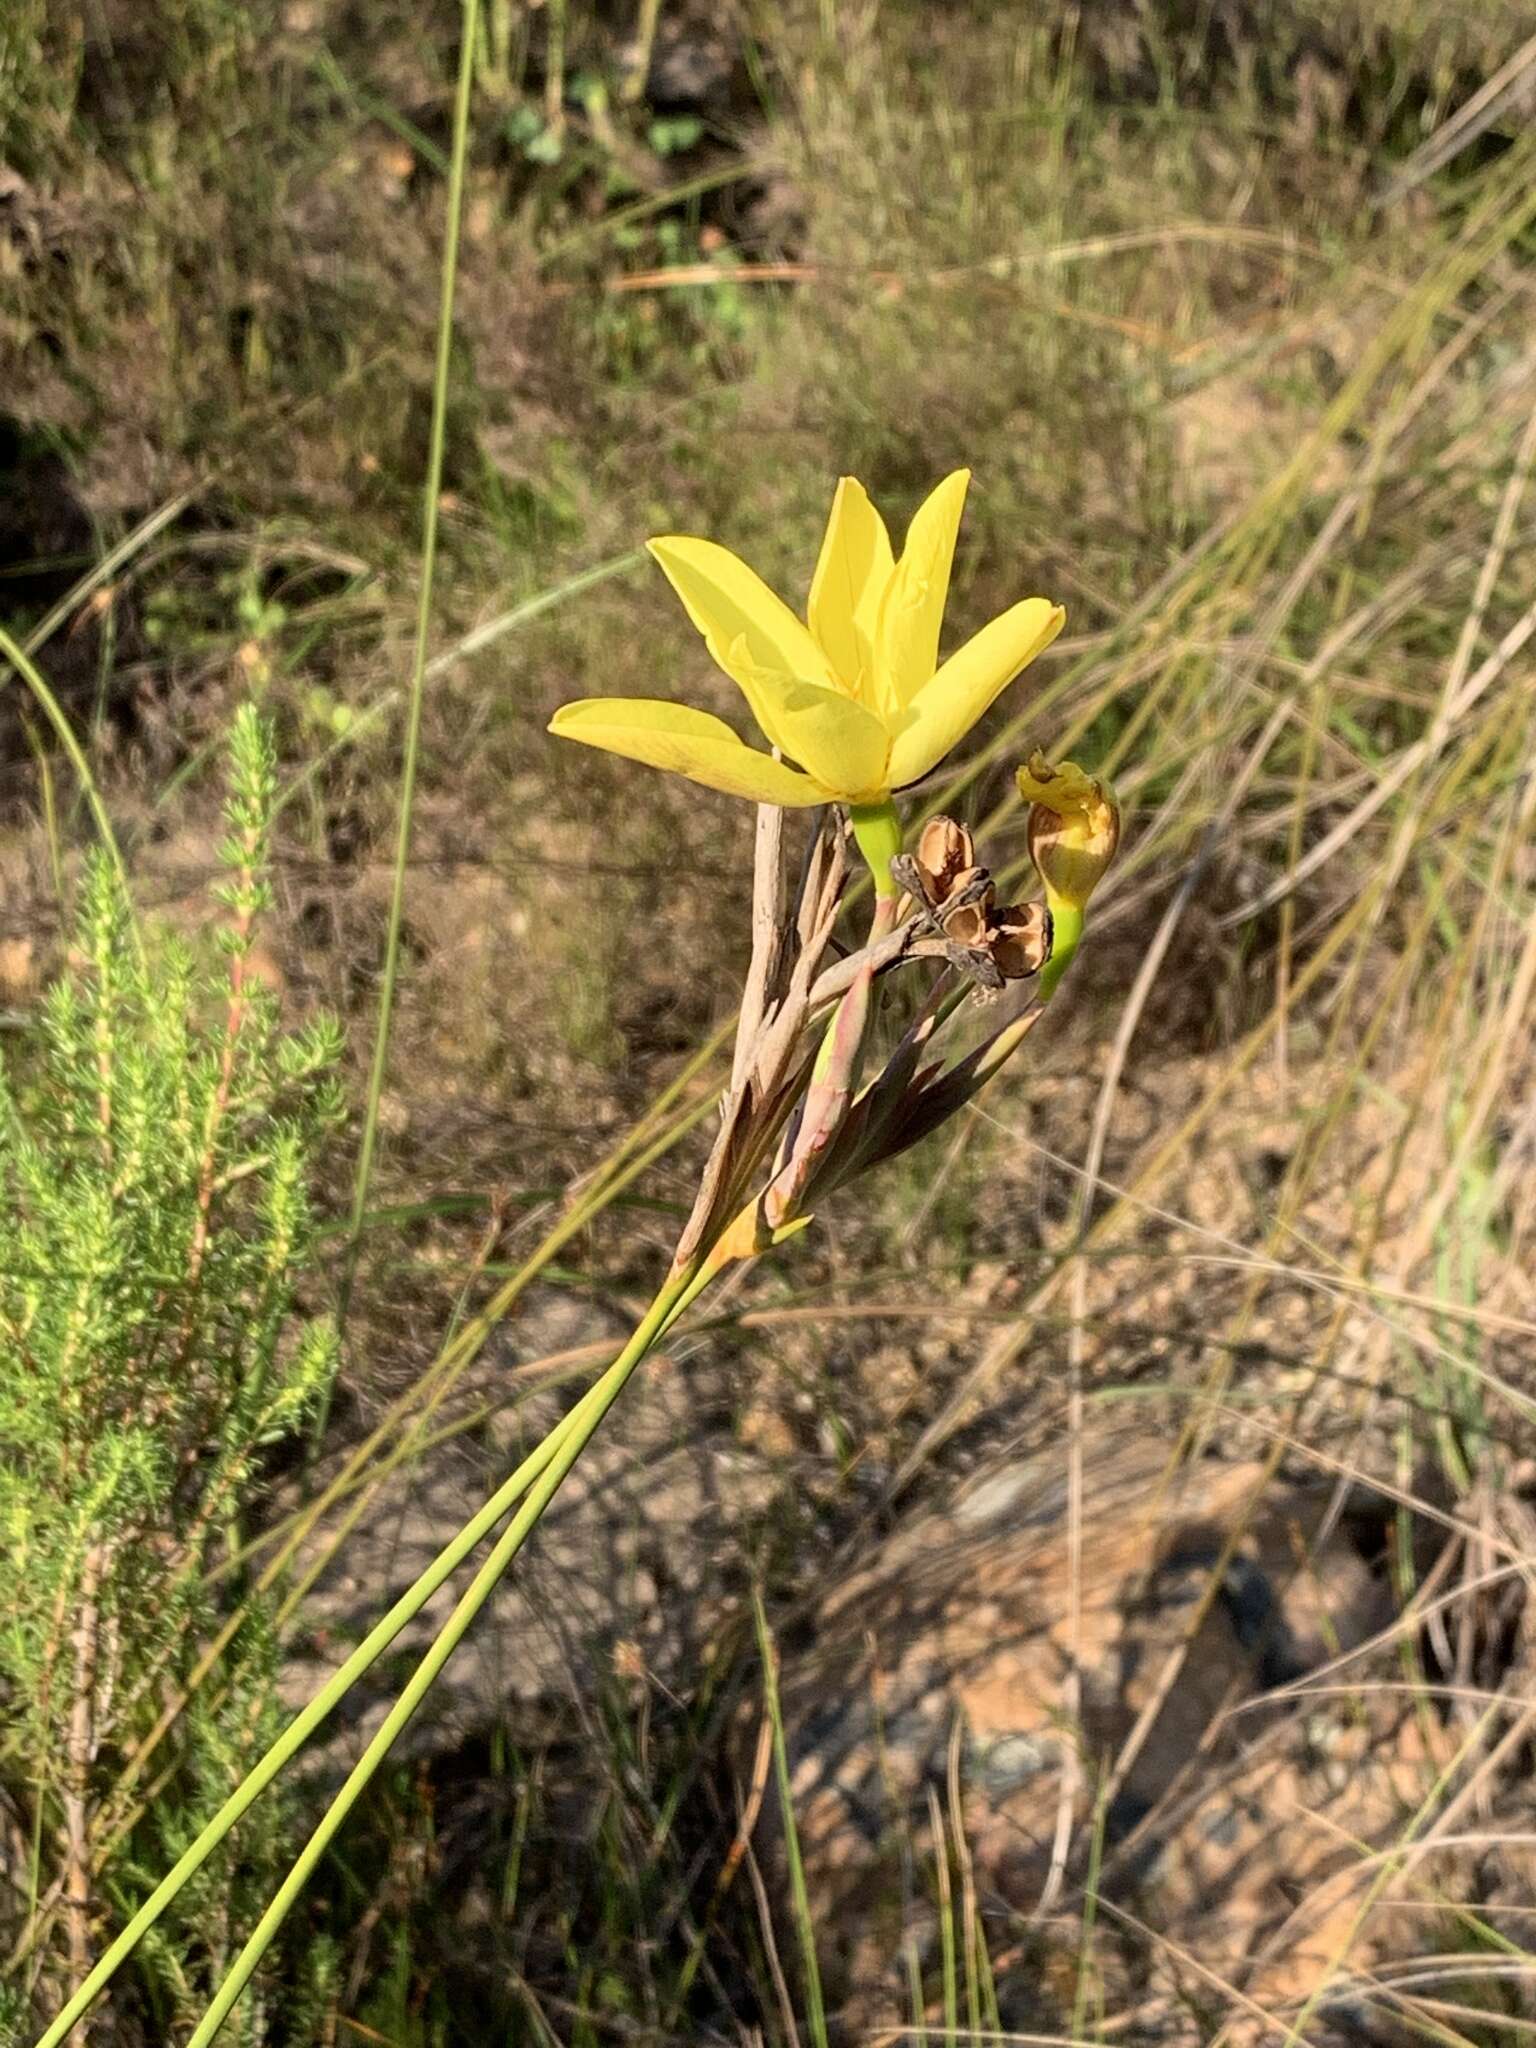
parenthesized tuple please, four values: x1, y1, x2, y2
(989, 900, 1052, 981)
(913, 815, 977, 901)
(937, 889, 993, 951)
(894, 821, 1051, 995)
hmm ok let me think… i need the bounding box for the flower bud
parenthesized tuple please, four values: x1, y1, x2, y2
(1015, 750, 1121, 913)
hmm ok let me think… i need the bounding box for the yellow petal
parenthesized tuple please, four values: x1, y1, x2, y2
(885, 598, 1065, 790)
(807, 477, 894, 704)
(877, 468, 970, 710)
(1014, 751, 1106, 817)
(648, 536, 838, 755)
(745, 677, 891, 799)
(549, 698, 825, 806)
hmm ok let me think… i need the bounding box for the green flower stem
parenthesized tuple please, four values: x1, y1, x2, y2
(1039, 897, 1084, 1003)
(182, 1255, 712, 2048)
(849, 798, 903, 898)
(39, 1419, 566, 2046)
(38, 1256, 713, 2048)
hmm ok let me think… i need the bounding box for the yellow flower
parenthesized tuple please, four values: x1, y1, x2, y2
(548, 471, 1064, 809)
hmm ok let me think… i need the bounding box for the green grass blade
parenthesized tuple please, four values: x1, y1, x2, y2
(0, 625, 139, 962)
(332, 0, 481, 1368)
(753, 1591, 829, 2048)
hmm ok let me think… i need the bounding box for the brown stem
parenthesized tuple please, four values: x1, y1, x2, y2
(802, 920, 914, 1015)
(672, 823, 849, 1267)
(184, 945, 248, 1300)
(730, 801, 789, 1100)
(62, 1542, 109, 2042)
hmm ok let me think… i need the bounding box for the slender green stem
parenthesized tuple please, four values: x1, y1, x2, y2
(1039, 897, 1084, 1002)
(849, 797, 903, 898)
(0, 626, 138, 959)
(620, 0, 661, 101)
(754, 1591, 829, 2048)
(332, 0, 480, 1361)
(543, 0, 567, 135)
(184, 1258, 710, 2046)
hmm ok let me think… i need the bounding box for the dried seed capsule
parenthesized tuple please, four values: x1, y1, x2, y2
(989, 901, 1052, 980)
(913, 815, 977, 901)
(938, 886, 994, 951)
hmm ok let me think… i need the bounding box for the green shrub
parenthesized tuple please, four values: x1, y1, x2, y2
(0, 708, 342, 2045)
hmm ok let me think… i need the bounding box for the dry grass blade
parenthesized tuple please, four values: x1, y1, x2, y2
(1374, 31, 1536, 207)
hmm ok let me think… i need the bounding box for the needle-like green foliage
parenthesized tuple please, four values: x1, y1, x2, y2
(0, 707, 342, 2045)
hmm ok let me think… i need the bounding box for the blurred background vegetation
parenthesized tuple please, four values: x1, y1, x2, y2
(2, 0, 1536, 2041)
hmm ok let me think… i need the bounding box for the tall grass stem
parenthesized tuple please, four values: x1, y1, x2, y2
(0, 626, 139, 962)
(329, 0, 483, 1391)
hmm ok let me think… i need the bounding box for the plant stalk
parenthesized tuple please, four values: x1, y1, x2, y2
(35, 1254, 710, 2048)
(183, 1257, 710, 2046)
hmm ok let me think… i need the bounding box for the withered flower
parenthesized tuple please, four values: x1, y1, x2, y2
(892, 814, 1051, 993)
(1016, 751, 1121, 914)
(912, 815, 977, 900)
(936, 874, 992, 950)
(1015, 751, 1121, 998)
